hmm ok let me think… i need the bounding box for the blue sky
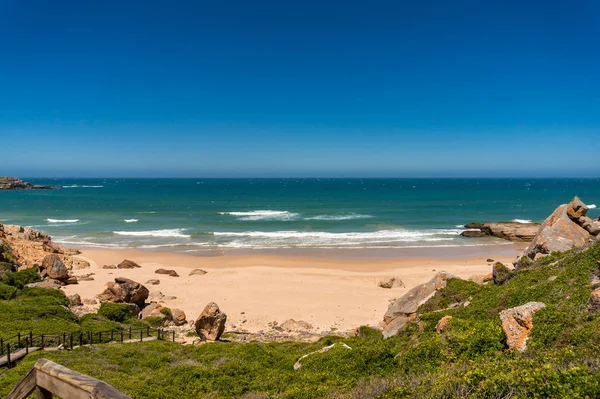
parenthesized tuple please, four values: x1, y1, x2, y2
(1, 0, 599, 177)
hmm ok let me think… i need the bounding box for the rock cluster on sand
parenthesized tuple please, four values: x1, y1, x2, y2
(499, 302, 546, 352)
(382, 271, 456, 338)
(518, 197, 599, 264)
(195, 302, 227, 341)
(98, 277, 149, 307)
(0, 176, 53, 190)
(461, 222, 540, 241)
(139, 302, 187, 325)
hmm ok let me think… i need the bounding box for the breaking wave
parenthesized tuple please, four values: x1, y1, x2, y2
(511, 219, 533, 224)
(219, 210, 299, 221)
(305, 213, 372, 221)
(113, 229, 191, 238)
(124, 219, 138, 223)
(589, 204, 597, 209)
(62, 185, 103, 188)
(47, 219, 79, 223)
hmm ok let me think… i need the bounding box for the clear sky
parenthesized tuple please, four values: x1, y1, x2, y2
(1, 0, 599, 177)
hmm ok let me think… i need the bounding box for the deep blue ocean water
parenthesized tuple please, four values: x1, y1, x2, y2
(1, 178, 598, 252)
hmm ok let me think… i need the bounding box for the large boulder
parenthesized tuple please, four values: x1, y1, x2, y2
(499, 302, 546, 352)
(98, 277, 149, 307)
(520, 197, 596, 262)
(42, 254, 70, 280)
(194, 302, 227, 341)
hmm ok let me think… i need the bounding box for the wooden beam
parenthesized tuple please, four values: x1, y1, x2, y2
(5, 368, 37, 399)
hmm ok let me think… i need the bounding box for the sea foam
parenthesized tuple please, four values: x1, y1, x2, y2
(213, 228, 464, 248)
(589, 204, 597, 209)
(219, 210, 299, 221)
(305, 213, 372, 221)
(113, 229, 191, 238)
(511, 219, 533, 224)
(47, 218, 79, 223)
(124, 219, 139, 223)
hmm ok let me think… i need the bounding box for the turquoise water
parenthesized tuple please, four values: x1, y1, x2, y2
(0, 179, 598, 252)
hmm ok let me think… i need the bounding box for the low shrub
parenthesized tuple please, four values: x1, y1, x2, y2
(98, 303, 130, 322)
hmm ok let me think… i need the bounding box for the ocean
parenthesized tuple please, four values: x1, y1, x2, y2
(1, 178, 598, 255)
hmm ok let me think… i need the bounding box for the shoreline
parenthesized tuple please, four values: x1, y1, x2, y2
(62, 245, 522, 334)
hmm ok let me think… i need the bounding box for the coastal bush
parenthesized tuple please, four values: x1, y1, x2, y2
(0, 266, 41, 288)
(98, 303, 130, 322)
(145, 316, 167, 327)
(160, 307, 173, 318)
(0, 282, 17, 300)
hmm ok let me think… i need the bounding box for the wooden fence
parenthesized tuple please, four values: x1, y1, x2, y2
(6, 358, 130, 399)
(1, 327, 175, 368)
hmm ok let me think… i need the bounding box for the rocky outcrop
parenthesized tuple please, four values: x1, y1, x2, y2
(383, 271, 456, 338)
(461, 222, 540, 242)
(195, 302, 227, 341)
(519, 197, 597, 263)
(0, 176, 54, 190)
(2, 224, 88, 270)
(117, 259, 142, 269)
(155, 268, 179, 277)
(436, 315, 453, 334)
(140, 303, 187, 326)
(378, 276, 404, 289)
(98, 277, 149, 307)
(499, 302, 546, 352)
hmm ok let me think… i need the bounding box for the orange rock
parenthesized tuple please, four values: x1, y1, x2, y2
(435, 315, 453, 334)
(499, 302, 546, 352)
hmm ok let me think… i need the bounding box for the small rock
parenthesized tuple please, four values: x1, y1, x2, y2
(102, 265, 117, 269)
(65, 276, 78, 285)
(377, 276, 404, 289)
(171, 308, 187, 326)
(487, 258, 495, 263)
(280, 319, 313, 333)
(189, 268, 207, 276)
(145, 279, 160, 285)
(68, 294, 83, 307)
(500, 302, 546, 352)
(117, 259, 142, 269)
(83, 298, 97, 305)
(436, 315, 453, 334)
(155, 268, 179, 277)
(587, 288, 600, 313)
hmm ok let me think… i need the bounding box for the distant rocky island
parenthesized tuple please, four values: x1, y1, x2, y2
(0, 176, 54, 190)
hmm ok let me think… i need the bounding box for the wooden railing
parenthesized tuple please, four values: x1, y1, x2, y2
(6, 358, 130, 399)
(1, 327, 175, 368)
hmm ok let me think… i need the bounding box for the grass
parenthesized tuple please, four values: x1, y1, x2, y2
(0, 242, 599, 398)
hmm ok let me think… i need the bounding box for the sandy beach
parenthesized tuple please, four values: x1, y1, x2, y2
(62, 246, 521, 334)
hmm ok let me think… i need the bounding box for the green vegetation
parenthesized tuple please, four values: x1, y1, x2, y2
(1, 242, 599, 398)
(98, 303, 131, 322)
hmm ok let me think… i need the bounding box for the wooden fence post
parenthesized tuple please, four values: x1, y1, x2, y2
(0, 338, 3, 355)
(147, 326, 150, 337)
(41, 334, 44, 349)
(17, 332, 21, 348)
(79, 332, 83, 347)
(140, 330, 143, 342)
(129, 327, 132, 340)
(70, 333, 73, 349)
(173, 331, 175, 342)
